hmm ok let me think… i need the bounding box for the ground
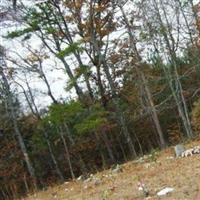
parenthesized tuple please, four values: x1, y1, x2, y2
(23, 140, 200, 200)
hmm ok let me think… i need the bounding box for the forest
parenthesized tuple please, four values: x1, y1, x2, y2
(0, 0, 200, 199)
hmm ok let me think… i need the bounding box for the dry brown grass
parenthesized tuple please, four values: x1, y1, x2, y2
(24, 140, 200, 200)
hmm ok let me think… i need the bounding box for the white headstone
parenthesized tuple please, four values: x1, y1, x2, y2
(157, 187, 174, 196)
(174, 144, 185, 157)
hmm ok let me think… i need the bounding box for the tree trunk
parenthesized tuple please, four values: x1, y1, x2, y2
(102, 131, 116, 163)
(23, 174, 29, 194)
(63, 123, 87, 174)
(94, 131, 107, 167)
(119, 4, 166, 148)
(38, 60, 58, 104)
(152, 0, 193, 138)
(43, 130, 65, 182)
(0, 66, 36, 182)
(59, 128, 75, 179)
(137, 66, 166, 148)
(14, 73, 65, 182)
(103, 62, 137, 158)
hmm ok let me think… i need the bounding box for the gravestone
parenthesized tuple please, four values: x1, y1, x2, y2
(174, 144, 185, 157)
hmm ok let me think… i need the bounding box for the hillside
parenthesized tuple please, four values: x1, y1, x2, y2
(24, 139, 200, 200)
(1, 1, 200, 199)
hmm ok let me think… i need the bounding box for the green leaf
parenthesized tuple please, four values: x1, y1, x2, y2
(74, 103, 108, 135)
(74, 117, 106, 135)
(56, 42, 83, 58)
(44, 101, 84, 126)
(6, 26, 39, 39)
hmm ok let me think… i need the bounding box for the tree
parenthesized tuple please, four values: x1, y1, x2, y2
(0, 46, 36, 183)
(118, 2, 166, 148)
